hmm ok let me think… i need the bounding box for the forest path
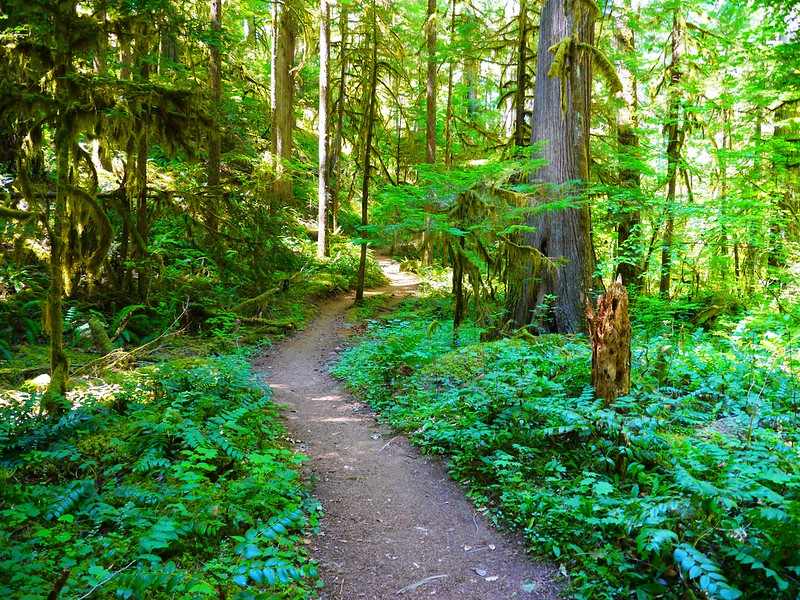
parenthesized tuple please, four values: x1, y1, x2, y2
(251, 259, 561, 599)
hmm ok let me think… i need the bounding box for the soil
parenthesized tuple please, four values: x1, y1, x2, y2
(251, 259, 563, 599)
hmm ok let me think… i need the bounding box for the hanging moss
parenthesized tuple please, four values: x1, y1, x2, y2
(576, 42, 623, 93)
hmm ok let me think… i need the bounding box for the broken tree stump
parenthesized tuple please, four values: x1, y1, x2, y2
(587, 277, 631, 403)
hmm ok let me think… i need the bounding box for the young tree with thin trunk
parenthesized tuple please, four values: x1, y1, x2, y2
(659, 7, 685, 299)
(514, 0, 529, 148)
(420, 0, 437, 266)
(355, 0, 379, 303)
(317, 0, 330, 259)
(207, 0, 223, 240)
(272, 0, 296, 206)
(330, 3, 349, 233)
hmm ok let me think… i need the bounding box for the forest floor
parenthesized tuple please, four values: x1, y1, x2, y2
(251, 259, 562, 599)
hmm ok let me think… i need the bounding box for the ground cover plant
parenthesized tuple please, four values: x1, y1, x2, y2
(0, 349, 320, 599)
(332, 295, 800, 599)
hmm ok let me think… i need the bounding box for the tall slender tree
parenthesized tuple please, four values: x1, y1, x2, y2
(355, 0, 379, 302)
(272, 0, 296, 206)
(420, 0, 438, 266)
(659, 5, 685, 299)
(317, 0, 330, 259)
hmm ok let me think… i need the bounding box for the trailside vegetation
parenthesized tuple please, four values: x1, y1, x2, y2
(332, 292, 800, 599)
(0, 349, 320, 598)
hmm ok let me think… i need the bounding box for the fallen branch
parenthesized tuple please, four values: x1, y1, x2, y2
(379, 436, 400, 453)
(232, 279, 290, 316)
(72, 303, 190, 376)
(395, 574, 449, 595)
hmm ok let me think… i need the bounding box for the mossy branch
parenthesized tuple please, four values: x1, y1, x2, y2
(0, 206, 42, 222)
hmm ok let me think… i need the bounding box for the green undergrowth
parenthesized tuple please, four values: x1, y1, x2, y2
(331, 297, 800, 599)
(0, 350, 320, 599)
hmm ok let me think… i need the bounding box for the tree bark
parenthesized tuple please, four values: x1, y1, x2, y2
(272, 0, 296, 206)
(587, 278, 631, 404)
(506, 0, 596, 334)
(514, 0, 528, 148)
(317, 0, 330, 259)
(207, 0, 223, 234)
(330, 4, 349, 233)
(614, 0, 643, 287)
(659, 8, 685, 299)
(355, 0, 379, 303)
(420, 0, 437, 266)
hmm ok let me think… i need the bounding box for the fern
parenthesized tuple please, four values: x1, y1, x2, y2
(674, 543, 742, 599)
(46, 480, 94, 521)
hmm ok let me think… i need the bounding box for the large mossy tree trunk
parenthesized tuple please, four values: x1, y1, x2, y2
(505, 0, 596, 334)
(43, 124, 72, 414)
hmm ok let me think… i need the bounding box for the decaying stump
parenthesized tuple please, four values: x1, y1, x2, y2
(587, 277, 631, 403)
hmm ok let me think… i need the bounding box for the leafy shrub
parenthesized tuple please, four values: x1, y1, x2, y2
(333, 297, 800, 599)
(0, 351, 319, 599)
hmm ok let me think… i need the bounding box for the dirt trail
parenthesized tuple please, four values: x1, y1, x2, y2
(252, 259, 561, 599)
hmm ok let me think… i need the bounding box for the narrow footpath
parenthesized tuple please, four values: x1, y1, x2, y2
(252, 260, 561, 599)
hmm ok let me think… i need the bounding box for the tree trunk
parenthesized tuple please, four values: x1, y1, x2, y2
(317, 0, 330, 259)
(355, 0, 379, 303)
(134, 34, 151, 299)
(207, 0, 223, 236)
(42, 0, 75, 414)
(330, 4, 348, 233)
(514, 0, 528, 148)
(613, 1, 642, 288)
(659, 8, 685, 299)
(505, 0, 596, 334)
(272, 0, 296, 206)
(443, 0, 456, 166)
(420, 0, 437, 266)
(587, 278, 631, 404)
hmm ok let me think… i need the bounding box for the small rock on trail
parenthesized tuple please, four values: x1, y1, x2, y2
(252, 259, 562, 599)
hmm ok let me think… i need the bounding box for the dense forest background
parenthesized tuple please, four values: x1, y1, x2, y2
(2, 0, 800, 598)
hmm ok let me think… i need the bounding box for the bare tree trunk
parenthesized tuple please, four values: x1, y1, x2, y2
(513, 0, 528, 148)
(443, 0, 456, 166)
(317, 0, 330, 259)
(355, 0, 379, 303)
(660, 8, 684, 299)
(420, 0, 437, 266)
(272, 0, 296, 206)
(330, 4, 348, 233)
(614, 0, 642, 287)
(506, 0, 596, 334)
